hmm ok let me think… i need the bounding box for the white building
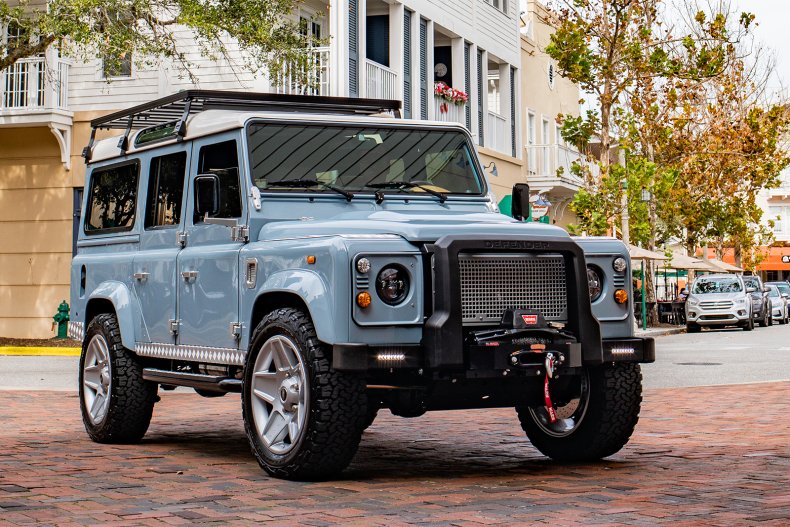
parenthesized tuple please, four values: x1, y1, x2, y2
(0, 0, 523, 338)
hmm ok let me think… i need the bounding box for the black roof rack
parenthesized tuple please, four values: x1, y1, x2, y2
(83, 90, 402, 160)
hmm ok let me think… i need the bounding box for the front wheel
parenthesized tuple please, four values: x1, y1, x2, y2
(242, 308, 367, 480)
(686, 322, 701, 333)
(516, 363, 642, 462)
(743, 317, 754, 331)
(760, 309, 769, 328)
(79, 313, 157, 443)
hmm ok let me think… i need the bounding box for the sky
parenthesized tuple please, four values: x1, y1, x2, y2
(734, 0, 790, 94)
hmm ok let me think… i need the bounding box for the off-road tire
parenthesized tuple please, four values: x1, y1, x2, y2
(242, 308, 367, 480)
(516, 363, 642, 462)
(686, 323, 701, 333)
(362, 405, 379, 431)
(79, 313, 157, 443)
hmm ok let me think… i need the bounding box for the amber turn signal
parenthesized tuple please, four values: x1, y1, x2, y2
(614, 289, 628, 304)
(356, 291, 372, 308)
(306, 255, 316, 264)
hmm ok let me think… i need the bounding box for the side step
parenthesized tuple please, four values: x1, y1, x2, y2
(142, 368, 242, 393)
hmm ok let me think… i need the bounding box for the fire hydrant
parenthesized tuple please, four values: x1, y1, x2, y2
(52, 300, 70, 339)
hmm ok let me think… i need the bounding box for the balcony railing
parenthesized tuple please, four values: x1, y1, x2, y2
(525, 144, 586, 185)
(274, 47, 330, 96)
(432, 95, 466, 125)
(365, 59, 397, 100)
(486, 111, 508, 154)
(1, 57, 69, 111)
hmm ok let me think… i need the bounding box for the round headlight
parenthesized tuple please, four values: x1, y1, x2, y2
(376, 265, 410, 305)
(587, 266, 603, 301)
(612, 257, 627, 273)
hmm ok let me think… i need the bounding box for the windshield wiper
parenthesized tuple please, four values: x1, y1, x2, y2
(365, 181, 447, 203)
(267, 179, 354, 202)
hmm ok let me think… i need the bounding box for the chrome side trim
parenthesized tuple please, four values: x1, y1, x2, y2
(135, 342, 246, 366)
(68, 321, 84, 341)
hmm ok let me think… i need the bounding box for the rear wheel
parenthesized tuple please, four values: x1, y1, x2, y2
(515, 363, 642, 462)
(79, 314, 157, 443)
(242, 308, 367, 480)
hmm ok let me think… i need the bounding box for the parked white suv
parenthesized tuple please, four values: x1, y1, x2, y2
(686, 274, 754, 332)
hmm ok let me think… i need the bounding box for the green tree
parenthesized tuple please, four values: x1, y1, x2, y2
(0, 0, 315, 82)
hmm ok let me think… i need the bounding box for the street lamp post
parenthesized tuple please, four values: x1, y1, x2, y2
(640, 188, 652, 330)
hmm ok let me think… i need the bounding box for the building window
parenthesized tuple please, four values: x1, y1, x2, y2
(85, 162, 140, 234)
(146, 152, 187, 228)
(102, 52, 132, 79)
(485, 0, 508, 15)
(527, 110, 536, 174)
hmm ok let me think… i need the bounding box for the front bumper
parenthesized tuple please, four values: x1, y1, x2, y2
(686, 306, 749, 325)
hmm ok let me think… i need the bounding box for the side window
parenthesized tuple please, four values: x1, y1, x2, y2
(194, 140, 241, 223)
(145, 152, 187, 228)
(84, 162, 139, 234)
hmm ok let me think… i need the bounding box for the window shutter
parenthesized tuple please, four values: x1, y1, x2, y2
(419, 18, 428, 120)
(510, 66, 517, 157)
(464, 43, 471, 130)
(349, 0, 359, 97)
(404, 10, 412, 118)
(477, 49, 484, 146)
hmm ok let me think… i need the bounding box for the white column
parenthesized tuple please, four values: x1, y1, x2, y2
(359, 0, 367, 97)
(389, 2, 405, 104)
(329, 0, 349, 97)
(425, 19, 434, 120)
(499, 63, 512, 156)
(450, 37, 464, 92)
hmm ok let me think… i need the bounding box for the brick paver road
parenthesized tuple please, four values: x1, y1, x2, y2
(1, 382, 788, 526)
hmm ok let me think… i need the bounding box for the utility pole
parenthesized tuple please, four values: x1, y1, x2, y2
(620, 149, 629, 246)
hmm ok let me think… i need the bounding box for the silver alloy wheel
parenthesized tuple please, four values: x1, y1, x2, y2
(82, 334, 112, 425)
(528, 371, 591, 437)
(250, 335, 308, 455)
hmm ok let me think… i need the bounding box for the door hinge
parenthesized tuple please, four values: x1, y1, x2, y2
(230, 322, 242, 340)
(231, 225, 249, 243)
(169, 319, 180, 335)
(176, 231, 188, 247)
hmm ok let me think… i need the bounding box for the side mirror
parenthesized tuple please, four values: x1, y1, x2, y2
(763, 286, 770, 293)
(511, 183, 530, 222)
(195, 174, 220, 218)
(680, 288, 688, 295)
(746, 286, 756, 293)
(782, 293, 789, 299)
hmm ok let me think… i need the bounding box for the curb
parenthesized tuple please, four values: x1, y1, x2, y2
(0, 347, 81, 357)
(635, 327, 686, 338)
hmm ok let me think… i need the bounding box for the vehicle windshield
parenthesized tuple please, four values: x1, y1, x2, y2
(768, 285, 780, 298)
(246, 123, 484, 196)
(771, 282, 790, 295)
(692, 277, 743, 294)
(742, 277, 759, 289)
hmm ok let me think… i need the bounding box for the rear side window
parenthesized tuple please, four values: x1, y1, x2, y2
(84, 162, 139, 234)
(194, 140, 241, 223)
(145, 152, 187, 228)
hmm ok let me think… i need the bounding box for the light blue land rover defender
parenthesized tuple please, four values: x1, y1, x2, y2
(70, 91, 654, 480)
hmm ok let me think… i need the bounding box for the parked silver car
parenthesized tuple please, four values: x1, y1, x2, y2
(766, 284, 789, 324)
(686, 274, 753, 332)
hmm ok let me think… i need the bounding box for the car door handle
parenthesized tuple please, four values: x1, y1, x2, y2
(181, 270, 199, 282)
(133, 272, 150, 282)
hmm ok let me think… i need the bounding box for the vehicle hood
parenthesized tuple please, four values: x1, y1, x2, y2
(689, 292, 745, 302)
(256, 210, 570, 243)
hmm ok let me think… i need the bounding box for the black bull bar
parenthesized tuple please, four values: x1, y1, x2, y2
(422, 234, 605, 369)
